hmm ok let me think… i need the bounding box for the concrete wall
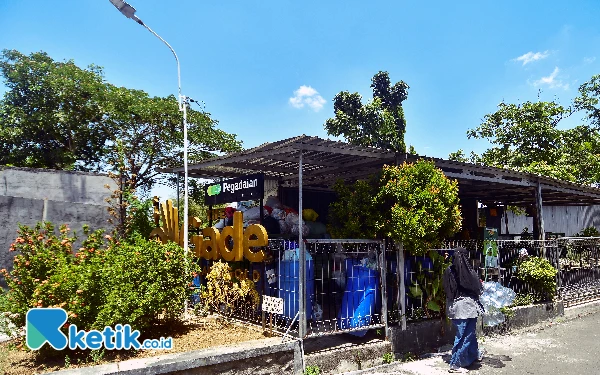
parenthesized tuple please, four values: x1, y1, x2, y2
(501, 205, 600, 236)
(0, 166, 116, 273)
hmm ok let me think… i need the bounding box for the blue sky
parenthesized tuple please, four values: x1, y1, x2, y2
(1, 0, 599, 198)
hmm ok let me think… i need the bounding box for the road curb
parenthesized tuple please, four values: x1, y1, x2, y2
(50, 337, 302, 375)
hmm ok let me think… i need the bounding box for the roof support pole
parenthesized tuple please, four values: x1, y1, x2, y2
(298, 150, 307, 338)
(535, 179, 545, 253)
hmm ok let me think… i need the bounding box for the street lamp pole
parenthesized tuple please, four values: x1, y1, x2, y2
(108, 0, 190, 308)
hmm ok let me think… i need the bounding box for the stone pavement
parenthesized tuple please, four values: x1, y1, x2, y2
(343, 305, 600, 375)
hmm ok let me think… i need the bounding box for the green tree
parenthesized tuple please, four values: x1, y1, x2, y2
(453, 74, 600, 185)
(575, 74, 600, 128)
(466, 101, 568, 170)
(325, 71, 409, 152)
(328, 175, 381, 239)
(455, 99, 600, 184)
(0, 50, 108, 171)
(375, 161, 462, 255)
(329, 161, 462, 255)
(102, 85, 241, 193)
(0, 49, 243, 193)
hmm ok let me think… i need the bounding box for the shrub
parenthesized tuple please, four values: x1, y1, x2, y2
(328, 176, 380, 239)
(375, 161, 462, 255)
(0, 222, 198, 346)
(201, 261, 260, 317)
(407, 250, 452, 318)
(328, 161, 463, 256)
(382, 352, 395, 364)
(511, 293, 535, 307)
(515, 257, 557, 302)
(0, 223, 93, 327)
(575, 226, 600, 237)
(95, 233, 198, 331)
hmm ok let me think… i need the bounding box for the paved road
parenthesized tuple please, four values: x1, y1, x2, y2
(346, 309, 600, 375)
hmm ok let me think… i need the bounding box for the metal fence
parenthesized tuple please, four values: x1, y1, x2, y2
(556, 237, 600, 307)
(385, 239, 564, 329)
(304, 239, 387, 337)
(191, 238, 387, 339)
(192, 236, 600, 338)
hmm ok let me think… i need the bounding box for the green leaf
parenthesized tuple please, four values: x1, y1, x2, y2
(408, 284, 422, 298)
(426, 300, 440, 312)
(431, 279, 439, 297)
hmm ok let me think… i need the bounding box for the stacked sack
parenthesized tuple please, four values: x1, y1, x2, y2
(211, 196, 327, 238)
(265, 196, 311, 236)
(479, 281, 516, 327)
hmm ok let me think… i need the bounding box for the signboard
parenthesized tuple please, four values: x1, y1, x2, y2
(262, 295, 284, 315)
(484, 227, 499, 268)
(205, 173, 264, 205)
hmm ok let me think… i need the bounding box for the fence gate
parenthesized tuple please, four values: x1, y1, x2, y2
(557, 238, 600, 307)
(303, 239, 387, 338)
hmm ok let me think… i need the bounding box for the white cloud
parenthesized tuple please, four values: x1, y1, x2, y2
(584, 57, 596, 64)
(513, 51, 550, 65)
(289, 85, 326, 111)
(532, 67, 569, 90)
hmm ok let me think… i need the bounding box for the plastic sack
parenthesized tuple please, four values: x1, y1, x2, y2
(237, 201, 255, 212)
(244, 206, 267, 220)
(278, 219, 290, 234)
(480, 281, 516, 309)
(266, 196, 283, 209)
(482, 306, 506, 327)
(213, 218, 226, 230)
(290, 223, 309, 237)
(282, 248, 313, 261)
(285, 212, 302, 225)
(480, 281, 516, 327)
(302, 208, 319, 222)
(313, 303, 323, 321)
(271, 208, 287, 220)
(306, 221, 327, 238)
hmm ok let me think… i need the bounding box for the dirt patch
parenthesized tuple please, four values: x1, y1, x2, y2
(0, 316, 267, 375)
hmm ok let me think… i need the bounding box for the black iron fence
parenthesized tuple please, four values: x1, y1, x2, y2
(191, 236, 600, 337)
(191, 238, 387, 338)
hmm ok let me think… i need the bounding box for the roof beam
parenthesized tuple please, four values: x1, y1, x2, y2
(294, 141, 395, 158)
(162, 148, 291, 173)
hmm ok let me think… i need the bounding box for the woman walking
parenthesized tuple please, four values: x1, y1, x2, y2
(442, 248, 485, 373)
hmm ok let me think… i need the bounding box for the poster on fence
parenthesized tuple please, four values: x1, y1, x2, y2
(484, 227, 499, 268)
(262, 295, 284, 315)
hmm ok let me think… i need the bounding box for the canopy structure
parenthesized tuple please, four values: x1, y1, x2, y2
(160, 134, 600, 207)
(161, 135, 397, 188)
(159, 134, 600, 336)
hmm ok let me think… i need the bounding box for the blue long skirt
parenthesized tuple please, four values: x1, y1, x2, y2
(450, 318, 479, 368)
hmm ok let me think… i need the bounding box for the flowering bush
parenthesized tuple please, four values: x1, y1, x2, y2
(0, 223, 106, 328)
(1, 222, 198, 342)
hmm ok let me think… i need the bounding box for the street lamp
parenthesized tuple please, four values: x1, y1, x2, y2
(108, 0, 190, 295)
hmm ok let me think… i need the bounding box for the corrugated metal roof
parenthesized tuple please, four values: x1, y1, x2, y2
(159, 135, 397, 187)
(159, 134, 600, 205)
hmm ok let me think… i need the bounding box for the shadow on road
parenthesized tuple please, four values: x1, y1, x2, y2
(440, 353, 512, 369)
